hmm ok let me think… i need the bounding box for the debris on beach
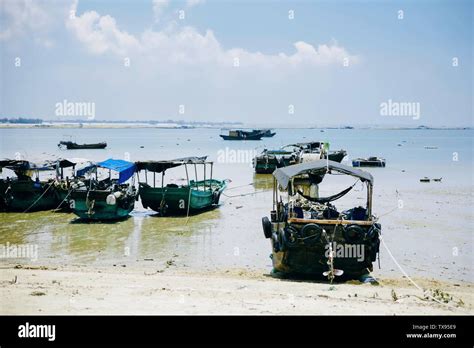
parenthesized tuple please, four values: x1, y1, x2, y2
(30, 291, 46, 296)
(391, 289, 398, 301)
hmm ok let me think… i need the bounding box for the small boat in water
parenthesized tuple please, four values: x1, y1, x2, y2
(252, 129, 276, 137)
(253, 141, 347, 174)
(70, 159, 137, 220)
(136, 157, 228, 216)
(261, 160, 381, 281)
(58, 141, 107, 149)
(220, 130, 263, 140)
(352, 157, 386, 167)
(253, 147, 299, 174)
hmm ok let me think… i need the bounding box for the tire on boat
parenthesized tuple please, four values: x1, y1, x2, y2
(283, 225, 300, 248)
(343, 224, 366, 244)
(262, 216, 272, 239)
(300, 223, 323, 246)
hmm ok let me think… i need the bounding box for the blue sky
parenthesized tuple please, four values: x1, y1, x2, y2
(0, 0, 472, 126)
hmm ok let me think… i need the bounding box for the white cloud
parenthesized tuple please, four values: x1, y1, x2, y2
(66, 1, 358, 69)
(67, 1, 140, 56)
(0, 0, 54, 45)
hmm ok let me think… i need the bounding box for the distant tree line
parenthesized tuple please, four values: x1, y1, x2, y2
(0, 117, 43, 124)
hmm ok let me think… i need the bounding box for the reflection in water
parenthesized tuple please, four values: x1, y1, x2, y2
(253, 173, 274, 191)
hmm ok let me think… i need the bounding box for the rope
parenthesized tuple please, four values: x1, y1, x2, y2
(380, 235, 458, 310)
(374, 190, 460, 310)
(22, 181, 54, 213)
(52, 186, 74, 211)
(222, 189, 267, 198)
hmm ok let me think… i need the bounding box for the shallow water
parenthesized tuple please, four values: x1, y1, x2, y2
(0, 128, 472, 282)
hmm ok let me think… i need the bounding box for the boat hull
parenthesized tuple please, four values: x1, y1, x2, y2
(1, 180, 59, 212)
(139, 179, 226, 215)
(269, 222, 380, 278)
(70, 188, 136, 220)
(220, 134, 263, 140)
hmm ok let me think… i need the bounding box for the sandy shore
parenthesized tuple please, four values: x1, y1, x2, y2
(0, 264, 472, 315)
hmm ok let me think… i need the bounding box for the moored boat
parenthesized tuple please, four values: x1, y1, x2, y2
(253, 148, 298, 174)
(136, 157, 227, 216)
(58, 141, 107, 149)
(261, 160, 381, 281)
(0, 159, 78, 212)
(252, 129, 276, 137)
(220, 130, 263, 140)
(352, 157, 386, 167)
(70, 159, 137, 220)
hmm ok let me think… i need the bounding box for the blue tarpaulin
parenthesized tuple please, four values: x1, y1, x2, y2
(77, 158, 136, 184)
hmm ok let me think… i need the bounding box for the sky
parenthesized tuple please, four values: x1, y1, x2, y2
(0, 0, 472, 127)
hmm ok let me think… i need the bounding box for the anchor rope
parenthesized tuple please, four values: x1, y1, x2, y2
(374, 190, 460, 310)
(22, 181, 55, 213)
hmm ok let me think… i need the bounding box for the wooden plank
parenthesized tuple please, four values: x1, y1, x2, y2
(288, 218, 374, 226)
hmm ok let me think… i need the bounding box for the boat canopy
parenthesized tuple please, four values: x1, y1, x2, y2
(273, 160, 374, 190)
(0, 158, 77, 172)
(77, 158, 136, 184)
(135, 156, 208, 173)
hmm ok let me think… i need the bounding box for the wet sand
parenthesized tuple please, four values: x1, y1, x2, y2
(0, 263, 472, 315)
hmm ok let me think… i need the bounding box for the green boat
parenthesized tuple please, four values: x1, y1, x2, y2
(136, 157, 228, 216)
(0, 159, 77, 212)
(70, 159, 137, 220)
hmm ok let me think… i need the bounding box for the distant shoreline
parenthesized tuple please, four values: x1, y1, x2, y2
(0, 123, 471, 130)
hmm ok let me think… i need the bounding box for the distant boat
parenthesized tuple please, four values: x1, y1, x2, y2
(352, 157, 386, 167)
(252, 129, 276, 137)
(424, 146, 438, 149)
(58, 141, 107, 149)
(220, 130, 263, 140)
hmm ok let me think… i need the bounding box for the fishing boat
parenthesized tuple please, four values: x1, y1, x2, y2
(253, 142, 347, 174)
(296, 142, 347, 163)
(136, 157, 228, 216)
(352, 157, 386, 167)
(252, 129, 276, 137)
(253, 148, 298, 174)
(0, 159, 77, 212)
(70, 159, 137, 220)
(58, 141, 107, 149)
(261, 160, 381, 281)
(220, 130, 263, 140)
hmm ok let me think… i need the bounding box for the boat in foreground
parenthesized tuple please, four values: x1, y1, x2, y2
(261, 160, 381, 281)
(70, 159, 137, 220)
(136, 157, 227, 216)
(59, 141, 107, 149)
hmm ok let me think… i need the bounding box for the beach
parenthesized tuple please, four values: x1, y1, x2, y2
(0, 264, 472, 315)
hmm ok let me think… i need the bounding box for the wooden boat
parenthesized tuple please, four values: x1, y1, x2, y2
(0, 159, 77, 212)
(352, 157, 386, 167)
(70, 159, 137, 220)
(253, 142, 347, 174)
(262, 160, 381, 281)
(58, 141, 107, 149)
(220, 130, 263, 140)
(253, 148, 298, 174)
(136, 157, 228, 216)
(252, 129, 276, 137)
